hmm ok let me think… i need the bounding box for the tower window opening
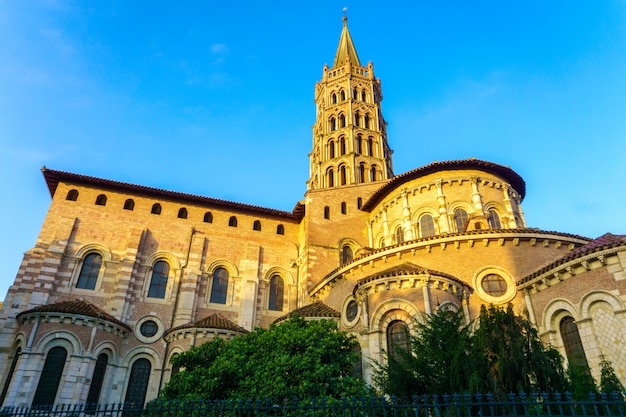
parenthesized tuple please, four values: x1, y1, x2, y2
(359, 163, 366, 183)
(253, 220, 262, 231)
(364, 114, 370, 129)
(396, 227, 404, 244)
(341, 245, 353, 264)
(357, 197, 363, 209)
(340, 165, 347, 185)
(340, 137, 346, 155)
(488, 209, 502, 229)
(203, 212, 213, 223)
(354, 112, 360, 127)
(329, 117, 337, 131)
(66, 189, 78, 201)
(331, 92, 337, 104)
(151, 203, 162, 215)
(327, 168, 334, 187)
(124, 199, 135, 211)
(324, 206, 330, 219)
(341, 202, 347, 214)
(352, 87, 357, 99)
(339, 114, 346, 128)
(370, 165, 378, 182)
(95, 194, 107, 206)
(367, 138, 373, 156)
(329, 140, 335, 159)
(276, 224, 285, 235)
(420, 214, 436, 238)
(340, 90, 346, 101)
(361, 90, 366, 102)
(454, 209, 469, 232)
(177, 208, 188, 219)
(229, 216, 238, 227)
(356, 134, 363, 154)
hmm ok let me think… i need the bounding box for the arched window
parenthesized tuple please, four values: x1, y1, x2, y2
(351, 343, 363, 378)
(454, 209, 469, 232)
(387, 321, 409, 361)
(32, 346, 67, 406)
(276, 224, 285, 235)
(364, 114, 370, 129)
(203, 212, 213, 223)
(0, 346, 21, 405)
(86, 353, 108, 406)
(354, 111, 360, 127)
(560, 317, 590, 370)
(420, 214, 436, 238)
(361, 90, 366, 102)
(340, 90, 346, 101)
(359, 163, 365, 183)
(357, 197, 363, 209)
(340, 165, 347, 185)
(210, 267, 229, 304)
(147, 261, 169, 299)
(367, 138, 373, 156)
(324, 206, 330, 219)
(488, 209, 502, 229)
(328, 140, 335, 159)
(331, 92, 337, 104)
(151, 203, 162, 215)
(370, 165, 377, 182)
(339, 114, 346, 128)
(253, 220, 262, 231)
(228, 216, 237, 227)
(76, 253, 102, 290)
(268, 275, 284, 311)
(352, 87, 357, 99)
(95, 194, 107, 206)
(329, 117, 337, 131)
(170, 353, 181, 377)
(66, 189, 78, 201)
(123, 199, 135, 210)
(340, 137, 346, 155)
(341, 245, 353, 265)
(395, 227, 404, 244)
(356, 134, 363, 154)
(177, 208, 187, 219)
(341, 202, 347, 214)
(124, 358, 151, 407)
(327, 169, 334, 187)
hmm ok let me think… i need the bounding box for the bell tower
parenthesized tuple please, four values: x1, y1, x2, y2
(307, 16, 393, 191)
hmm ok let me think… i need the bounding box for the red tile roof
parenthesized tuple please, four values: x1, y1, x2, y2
(16, 299, 130, 330)
(273, 301, 340, 323)
(165, 313, 249, 335)
(519, 233, 626, 284)
(362, 158, 526, 211)
(42, 167, 304, 220)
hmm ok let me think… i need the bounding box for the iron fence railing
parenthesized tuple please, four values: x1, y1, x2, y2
(1, 392, 625, 417)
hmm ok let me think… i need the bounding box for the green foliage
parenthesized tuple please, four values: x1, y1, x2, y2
(159, 315, 373, 401)
(374, 304, 569, 397)
(471, 305, 568, 396)
(599, 355, 624, 397)
(566, 361, 597, 401)
(373, 308, 473, 396)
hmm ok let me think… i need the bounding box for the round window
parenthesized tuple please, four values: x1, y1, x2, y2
(481, 274, 508, 297)
(346, 300, 359, 322)
(140, 320, 159, 337)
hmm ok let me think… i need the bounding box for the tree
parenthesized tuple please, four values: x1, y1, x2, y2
(599, 355, 624, 397)
(373, 308, 474, 396)
(159, 315, 373, 401)
(470, 305, 568, 396)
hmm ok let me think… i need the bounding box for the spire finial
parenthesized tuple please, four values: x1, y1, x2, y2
(342, 7, 347, 24)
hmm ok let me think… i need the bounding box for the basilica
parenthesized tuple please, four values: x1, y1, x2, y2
(1, 17, 625, 407)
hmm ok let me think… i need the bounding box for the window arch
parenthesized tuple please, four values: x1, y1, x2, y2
(340, 165, 347, 185)
(340, 136, 346, 155)
(170, 353, 181, 377)
(331, 92, 337, 104)
(352, 87, 357, 99)
(354, 111, 360, 127)
(228, 216, 237, 227)
(86, 352, 108, 406)
(210, 267, 229, 304)
(419, 214, 436, 238)
(361, 90, 366, 102)
(356, 134, 363, 154)
(370, 165, 378, 181)
(329, 116, 337, 131)
(327, 168, 334, 187)
(95, 194, 107, 206)
(367, 138, 373, 156)
(454, 209, 469, 232)
(124, 199, 135, 210)
(488, 209, 502, 229)
(203, 212, 213, 223)
(341, 245, 353, 265)
(359, 163, 365, 183)
(340, 89, 346, 101)
(32, 346, 67, 406)
(339, 114, 346, 128)
(147, 261, 169, 299)
(76, 253, 102, 290)
(124, 358, 151, 408)
(151, 203, 162, 215)
(324, 206, 330, 219)
(357, 197, 363, 209)
(341, 202, 347, 214)
(395, 227, 404, 244)
(177, 208, 188, 219)
(0, 346, 21, 405)
(328, 140, 335, 159)
(253, 220, 262, 231)
(560, 316, 590, 370)
(276, 224, 285, 235)
(268, 275, 284, 311)
(387, 321, 409, 361)
(364, 114, 370, 129)
(66, 189, 78, 201)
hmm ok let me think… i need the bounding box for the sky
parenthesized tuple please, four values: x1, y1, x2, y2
(1, 1, 625, 301)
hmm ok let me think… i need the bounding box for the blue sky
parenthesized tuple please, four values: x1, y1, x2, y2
(1, 1, 625, 300)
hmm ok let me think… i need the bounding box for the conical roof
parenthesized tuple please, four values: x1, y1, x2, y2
(333, 16, 361, 68)
(16, 299, 130, 330)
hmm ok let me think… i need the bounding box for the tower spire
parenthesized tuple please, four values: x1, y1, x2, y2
(333, 15, 361, 68)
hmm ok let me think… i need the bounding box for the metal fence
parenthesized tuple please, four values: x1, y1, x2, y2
(2, 393, 626, 417)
